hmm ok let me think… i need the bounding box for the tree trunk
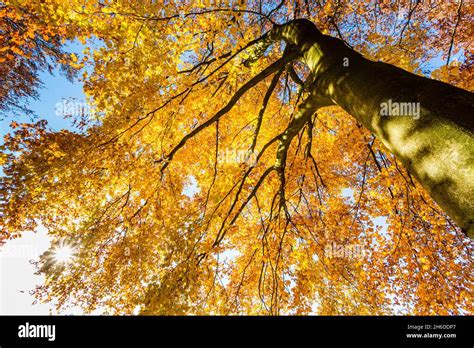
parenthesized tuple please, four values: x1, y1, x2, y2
(270, 19, 474, 238)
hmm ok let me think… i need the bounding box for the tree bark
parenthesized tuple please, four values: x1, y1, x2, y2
(269, 19, 474, 238)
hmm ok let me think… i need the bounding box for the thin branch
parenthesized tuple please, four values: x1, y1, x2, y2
(156, 52, 298, 171)
(250, 67, 284, 153)
(446, 0, 463, 65)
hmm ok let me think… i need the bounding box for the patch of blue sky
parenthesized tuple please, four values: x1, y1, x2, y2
(0, 40, 93, 314)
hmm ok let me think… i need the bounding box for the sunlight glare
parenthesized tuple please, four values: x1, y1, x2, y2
(52, 244, 76, 264)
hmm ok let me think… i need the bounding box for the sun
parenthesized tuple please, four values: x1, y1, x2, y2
(52, 243, 77, 264)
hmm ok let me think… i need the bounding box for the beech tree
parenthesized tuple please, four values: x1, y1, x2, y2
(0, 2, 79, 118)
(1, 1, 473, 315)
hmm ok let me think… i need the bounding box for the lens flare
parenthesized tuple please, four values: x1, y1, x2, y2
(52, 244, 76, 264)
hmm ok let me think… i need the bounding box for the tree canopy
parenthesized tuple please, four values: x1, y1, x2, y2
(0, 0, 473, 315)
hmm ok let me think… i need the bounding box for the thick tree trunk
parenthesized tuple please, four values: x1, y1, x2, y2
(271, 19, 474, 237)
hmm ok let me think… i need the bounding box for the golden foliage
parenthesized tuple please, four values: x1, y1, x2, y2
(1, 0, 472, 315)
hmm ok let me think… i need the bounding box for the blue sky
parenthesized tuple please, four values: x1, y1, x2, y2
(0, 44, 87, 314)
